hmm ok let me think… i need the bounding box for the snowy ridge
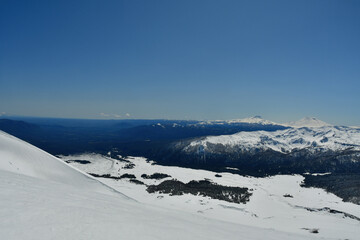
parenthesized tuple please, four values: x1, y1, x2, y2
(186, 126, 360, 153)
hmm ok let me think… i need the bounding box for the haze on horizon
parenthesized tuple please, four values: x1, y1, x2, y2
(1, 0, 359, 126)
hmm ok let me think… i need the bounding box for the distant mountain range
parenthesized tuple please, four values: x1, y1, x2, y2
(1, 116, 360, 206)
(185, 125, 359, 154)
(284, 117, 331, 128)
(198, 116, 279, 126)
(0, 117, 288, 155)
(156, 125, 360, 176)
(197, 116, 332, 128)
(0, 116, 359, 177)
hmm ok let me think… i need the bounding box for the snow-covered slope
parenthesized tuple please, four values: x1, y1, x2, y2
(186, 126, 360, 153)
(0, 130, 321, 240)
(0, 131, 121, 195)
(285, 117, 331, 128)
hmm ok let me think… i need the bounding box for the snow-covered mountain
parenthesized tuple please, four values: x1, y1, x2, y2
(199, 116, 333, 128)
(285, 117, 331, 128)
(197, 116, 333, 129)
(1, 130, 327, 240)
(199, 116, 279, 126)
(160, 125, 360, 177)
(186, 126, 360, 154)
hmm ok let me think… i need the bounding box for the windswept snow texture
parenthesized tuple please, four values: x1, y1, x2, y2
(0, 131, 323, 240)
(187, 126, 360, 153)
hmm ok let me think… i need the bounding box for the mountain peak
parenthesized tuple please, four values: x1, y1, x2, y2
(285, 117, 331, 128)
(224, 116, 277, 125)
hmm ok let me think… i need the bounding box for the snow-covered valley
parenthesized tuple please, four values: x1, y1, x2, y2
(60, 153, 360, 239)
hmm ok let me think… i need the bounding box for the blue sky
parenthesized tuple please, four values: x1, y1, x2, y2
(1, 0, 359, 125)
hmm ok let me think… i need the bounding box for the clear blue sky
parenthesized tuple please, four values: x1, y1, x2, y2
(1, 0, 359, 125)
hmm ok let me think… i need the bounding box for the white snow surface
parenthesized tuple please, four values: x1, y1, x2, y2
(187, 126, 360, 153)
(0, 131, 121, 196)
(61, 153, 360, 240)
(0, 130, 327, 240)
